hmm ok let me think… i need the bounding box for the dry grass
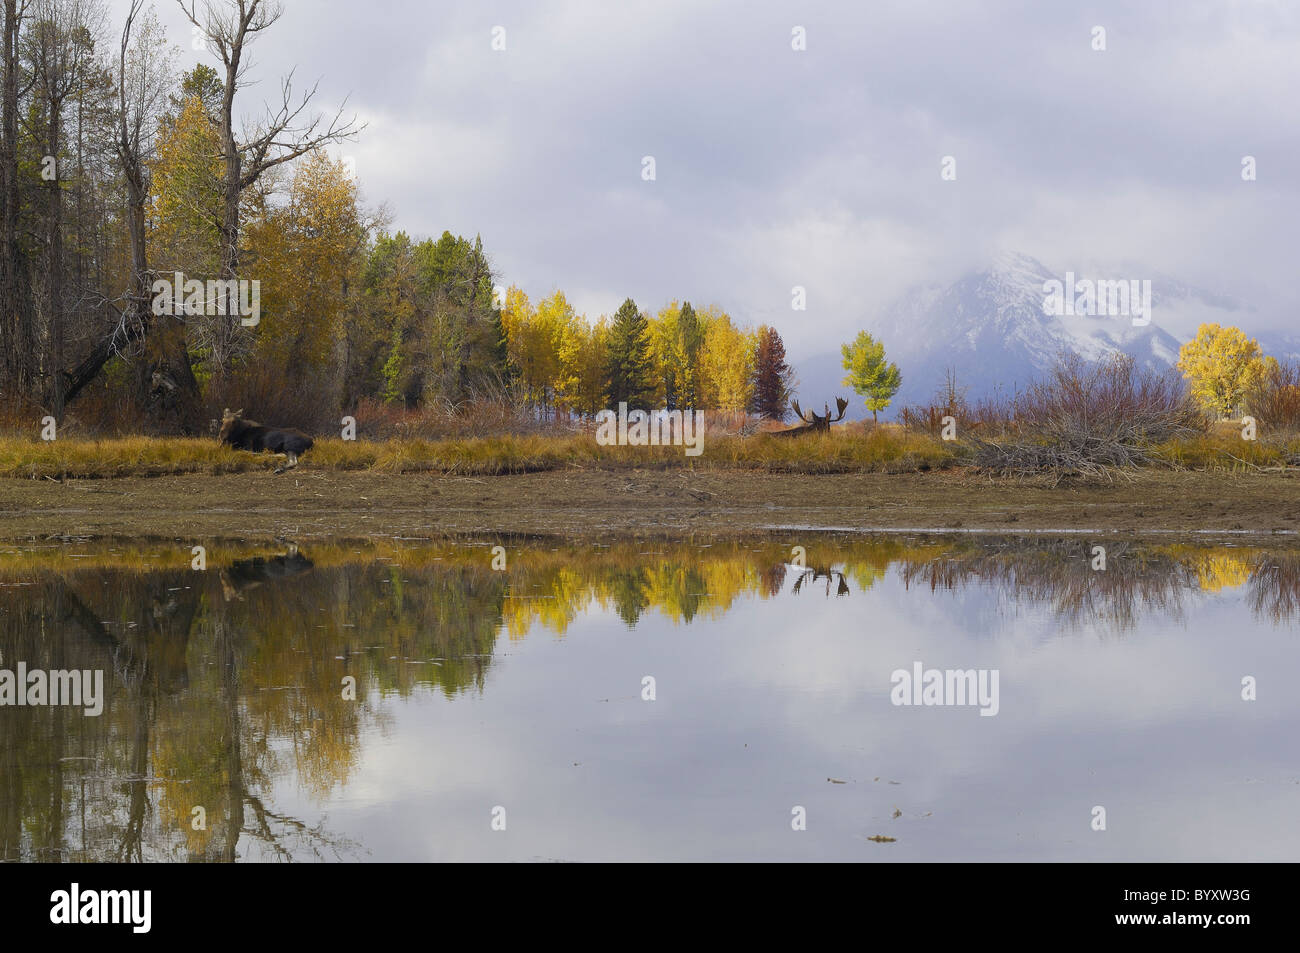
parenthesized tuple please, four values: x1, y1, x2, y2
(1154, 433, 1300, 471)
(0, 437, 263, 479)
(0, 429, 960, 480)
(3, 416, 1297, 482)
(723, 428, 957, 473)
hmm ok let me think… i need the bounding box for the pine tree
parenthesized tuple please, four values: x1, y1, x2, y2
(607, 298, 656, 410)
(750, 325, 795, 420)
(677, 301, 704, 408)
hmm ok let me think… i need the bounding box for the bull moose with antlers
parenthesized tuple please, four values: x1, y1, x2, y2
(773, 397, 849, 437)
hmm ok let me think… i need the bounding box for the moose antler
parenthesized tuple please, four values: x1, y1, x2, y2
(777, 396, 849, 437)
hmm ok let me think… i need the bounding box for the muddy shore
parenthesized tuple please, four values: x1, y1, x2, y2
(1, 467, 1297, 542)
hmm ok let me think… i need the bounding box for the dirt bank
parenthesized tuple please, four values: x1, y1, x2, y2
(1, 467, 1297, 542)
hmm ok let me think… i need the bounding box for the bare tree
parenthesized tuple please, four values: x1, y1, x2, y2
(117, 2, 166, 341)
(60, 0, 167, 407)
(63, 0, 361, 415)
(24, 0, 106, 416)
(63, 1, 199, 423)
(0, 0, 33, 395)
(177, 0, 361, 378)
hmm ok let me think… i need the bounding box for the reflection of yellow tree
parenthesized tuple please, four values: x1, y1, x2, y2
(1194, 553, 1255, 593)
(11, 535, 1300, 861)
(502, 566, 593, 638)
(154, 680, 222, 857)
(845, 537, 924, 593)
(1161, 545, 1258, 594)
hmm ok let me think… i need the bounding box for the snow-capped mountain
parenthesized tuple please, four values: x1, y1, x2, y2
(794, 252, 1281, 417)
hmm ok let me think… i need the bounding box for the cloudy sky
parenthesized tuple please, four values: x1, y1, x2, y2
(114, 0, 1299, 361)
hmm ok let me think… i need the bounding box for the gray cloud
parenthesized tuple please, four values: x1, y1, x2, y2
(114, 0, 1300, 358)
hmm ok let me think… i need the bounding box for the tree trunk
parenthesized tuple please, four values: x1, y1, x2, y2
(213, 54, 243, 379)
(135, 320, 202, 434)
(0, 0, 30, 395)
(61, 170, 155, 410)
(48, 109, 65, 417)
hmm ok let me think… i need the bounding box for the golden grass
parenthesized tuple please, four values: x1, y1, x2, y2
(1, 427, 1295, 481)
(1154, 434, 1300, 471)
(707, 429, 958, 473)
(0, 430, 961, 479)
(0, 437, 259, 479)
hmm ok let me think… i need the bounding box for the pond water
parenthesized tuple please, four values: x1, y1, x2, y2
(1, 534, 1296, 862)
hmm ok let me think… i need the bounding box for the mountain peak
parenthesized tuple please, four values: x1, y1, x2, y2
(793, 253, 1265, 419)
(988, 249, 1051, 279)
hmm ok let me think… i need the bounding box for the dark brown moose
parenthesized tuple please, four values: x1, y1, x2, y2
(218, 408, 314, 473)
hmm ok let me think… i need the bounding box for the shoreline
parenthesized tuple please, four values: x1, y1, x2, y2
(1, 467, 1297, 542)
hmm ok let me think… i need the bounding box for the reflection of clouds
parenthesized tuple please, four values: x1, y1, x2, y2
(312, 571, 1300, 860)
(718, 580, 1300, 859)
(13, 536, 1300, 860)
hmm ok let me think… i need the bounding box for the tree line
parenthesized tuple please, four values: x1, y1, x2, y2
(0, 0, 809, 436)
(499, 290, 797, 420)
(0, 0, 372, 434)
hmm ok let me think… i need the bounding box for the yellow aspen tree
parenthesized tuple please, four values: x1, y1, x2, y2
(1176, 323, 1271, 418)
(245, 152, 361, 374)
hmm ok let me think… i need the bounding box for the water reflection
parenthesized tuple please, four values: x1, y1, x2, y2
(0, 534, 1296, 861)
(221, 546, 314, 601)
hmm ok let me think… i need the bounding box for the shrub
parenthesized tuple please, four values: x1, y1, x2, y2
(350, 378, 573, 440)
(1245, 359, 1300, 436)
(898, 370, 1015, 439)
(973, 354, 1205, 481)
(1010, 353, 1204, 443)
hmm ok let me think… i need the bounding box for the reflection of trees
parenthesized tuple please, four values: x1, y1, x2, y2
(1, 547, 500, 862)
(0, 579, 76, 860)
(897, 539, 1206, 631)
(607, 568, 652, 627)
(6, 534, 1300, 861)
(1, 572, 193, 862)
(1248, 552, 1300, 625)
(892, 538, 1300, 632)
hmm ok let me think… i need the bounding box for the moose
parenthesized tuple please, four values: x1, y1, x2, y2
(790, 564, 851, 598)
(220, 543, 315, 602)
(218, 408, 314, 473)
(773, 397, 849, 437)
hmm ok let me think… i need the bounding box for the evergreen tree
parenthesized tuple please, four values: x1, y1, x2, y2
(677, 301, 704, 409)
(607, 297, 656, 410)
(172, 64, 224, 119)
(750, 325, 795, 420)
